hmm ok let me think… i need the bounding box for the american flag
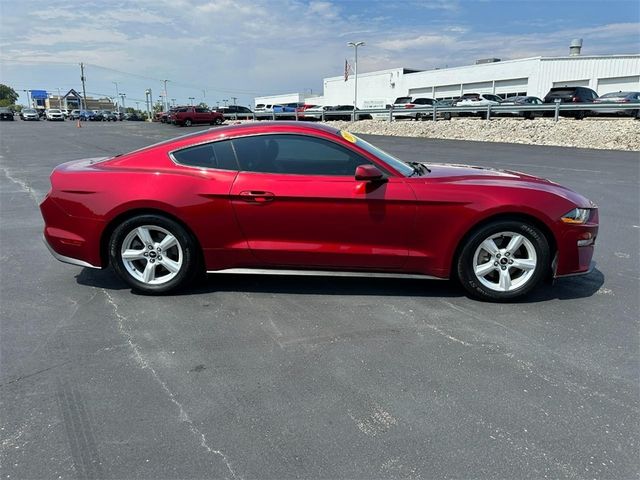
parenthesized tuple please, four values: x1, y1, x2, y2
(344, 59, 351, 82)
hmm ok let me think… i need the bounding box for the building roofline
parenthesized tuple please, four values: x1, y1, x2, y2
(323, 53, 640, 81)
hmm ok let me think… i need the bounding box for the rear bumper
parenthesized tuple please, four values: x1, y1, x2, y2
(43, 235, 100, 269)
(40, 195, 105, 269)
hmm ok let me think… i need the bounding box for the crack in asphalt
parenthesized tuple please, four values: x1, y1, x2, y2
(101, 289, 242, 480)
(0, 163, 41, 206)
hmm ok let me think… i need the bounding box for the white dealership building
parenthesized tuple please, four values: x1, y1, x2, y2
(255, 43, 640, 108)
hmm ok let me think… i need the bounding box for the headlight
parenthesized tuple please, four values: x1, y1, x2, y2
(561, 208, 591, 224)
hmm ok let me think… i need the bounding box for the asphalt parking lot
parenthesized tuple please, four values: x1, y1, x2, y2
(1, 120, 638, 479)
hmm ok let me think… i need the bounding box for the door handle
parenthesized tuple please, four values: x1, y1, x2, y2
(238, 191, 275, 203)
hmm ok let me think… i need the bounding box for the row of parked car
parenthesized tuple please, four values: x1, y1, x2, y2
(6, 108, 147, 122)
(146, 87, 639, 129)
(391, 87, 640, 120)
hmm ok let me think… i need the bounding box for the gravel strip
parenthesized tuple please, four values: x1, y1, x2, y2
(318, 117, 640, 152)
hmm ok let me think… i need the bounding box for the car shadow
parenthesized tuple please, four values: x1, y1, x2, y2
(76, 266, 605, 303)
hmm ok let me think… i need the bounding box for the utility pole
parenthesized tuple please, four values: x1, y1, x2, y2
(231, 96, 238, 120)
(57, 88, 62, 109)
(171, 98, 176, 107)
(80, 62, 88, 110)
(145, 89, 152, 121)
(162, 79, 170, 112)
(223, 99, 228, 107)
(112, 82, 120, 112)
(120, 93, 126, 110)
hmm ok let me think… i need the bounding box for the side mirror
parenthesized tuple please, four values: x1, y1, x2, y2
(355, 164, 387, 182)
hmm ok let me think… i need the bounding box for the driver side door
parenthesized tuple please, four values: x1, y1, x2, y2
(229, 133, 415, 270)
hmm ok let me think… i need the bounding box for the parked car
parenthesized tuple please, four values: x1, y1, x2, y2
(172, 106, 224, 127)
(299, 105, 334, 121)
(20, 108, 40, 121)
(100, 110, 119, 121)
(68, 110, 81, 120)
(325, 105, 372, 121)
(125, 112, 145, 121)
(78, 110, 99, 121)
(40, 121, 599, 301)
(498, 96, 545, 119)
(592, 91, 640, 118)
(392, 96, 436, 120)
(216, 105, 254, 119)
(0, 107, 14, 121)
(543, 86, 598, 119)
(454, 93, 503, 117)
(45, 109, 65, 121)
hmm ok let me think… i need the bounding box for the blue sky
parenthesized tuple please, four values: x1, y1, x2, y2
(1, 0, 638, 107)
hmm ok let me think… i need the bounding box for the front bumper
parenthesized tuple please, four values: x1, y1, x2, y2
(553, 209, 599, 278)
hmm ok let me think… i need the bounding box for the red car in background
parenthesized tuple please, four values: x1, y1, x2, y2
(40, 122, 598, 301)
(172, 106, 224, 127)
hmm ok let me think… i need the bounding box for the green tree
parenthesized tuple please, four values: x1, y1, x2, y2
(0, 84, 19, 104)
(197, 102, 209, 109)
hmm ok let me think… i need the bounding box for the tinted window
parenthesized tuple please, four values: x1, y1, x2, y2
(172, 140, 238, 170)
(195, 107, 208, 113)
(414, 98, 434, 105)
(394, 97, 412, 104)
(232, 134, 371, 176)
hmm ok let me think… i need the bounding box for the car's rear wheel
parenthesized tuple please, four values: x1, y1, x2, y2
(214, 117, 223, 125)
(456, 220, 550, 301)
(183, 119, 192, 127)
(109, 215, 199, 294)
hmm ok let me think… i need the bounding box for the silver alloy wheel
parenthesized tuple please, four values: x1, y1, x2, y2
(120, 225, 183, 285)
(472, 231, 537, 292)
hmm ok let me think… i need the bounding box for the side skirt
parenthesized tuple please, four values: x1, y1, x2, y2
(206, 268, 447, 281)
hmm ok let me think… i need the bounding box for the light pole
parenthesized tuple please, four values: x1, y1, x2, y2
(222, 99, 228, 107)
(188, 97, 195, 106)
(162, 79, 170, 112)
(347, 41, 365, 120)
(171, 98, 176, 107)
(120, 93, 126, 110)
(112, 81, 120, 112)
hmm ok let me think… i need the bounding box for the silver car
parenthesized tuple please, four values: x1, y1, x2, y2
(20, 108, 39, 121)
(592, 91, 640, 117)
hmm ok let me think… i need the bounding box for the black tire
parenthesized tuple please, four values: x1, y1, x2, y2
(109, 214, 199, 294)
(456, 220, 550, 301)
(184, 118, 193, 127)
(214, 117, 223, 125)
(574, 111, 585, 120)
(443, 112, 452, 121)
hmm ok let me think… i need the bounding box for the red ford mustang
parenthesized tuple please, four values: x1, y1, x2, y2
(40, 122, 598, 300)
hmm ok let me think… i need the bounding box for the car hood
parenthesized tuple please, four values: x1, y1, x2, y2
(413, 163, 592, 208)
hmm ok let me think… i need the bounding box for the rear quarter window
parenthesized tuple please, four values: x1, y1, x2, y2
(172, 140, 238, 170)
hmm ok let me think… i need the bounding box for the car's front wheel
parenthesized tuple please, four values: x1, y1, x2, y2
(109, 215, 199, 294)
(456, 220, 550, 301)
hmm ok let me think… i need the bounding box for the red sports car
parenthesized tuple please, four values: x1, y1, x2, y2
(40, 122, 598, 300)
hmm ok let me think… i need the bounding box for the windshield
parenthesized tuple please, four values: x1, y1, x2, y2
(345, 132, 415, 176)
(24, 109, 36, 113)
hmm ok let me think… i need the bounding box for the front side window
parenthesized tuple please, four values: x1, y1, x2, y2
(232, 134, 372, 176)
(172, 140, 238, 170)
